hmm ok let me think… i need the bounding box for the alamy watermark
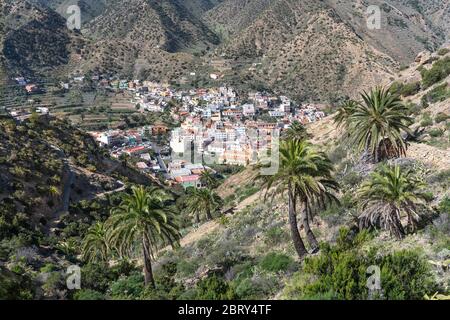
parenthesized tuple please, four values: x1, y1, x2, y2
(366, 5, 382, 30)
(66, 265, 81, 290)
(65, 5, 81, 31)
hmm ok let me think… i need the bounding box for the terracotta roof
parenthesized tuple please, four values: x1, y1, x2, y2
(175, 175, 200, 183)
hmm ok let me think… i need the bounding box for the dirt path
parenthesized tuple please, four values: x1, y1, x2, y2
(407, 143, 450, 171)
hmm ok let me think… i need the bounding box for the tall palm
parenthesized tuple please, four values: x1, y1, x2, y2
(81, 221, 110, 264)
(106, 186, 181, 287)
(335, 87, 413, 162)
(185, 188, 222, 221)
(358, 165, 428, 239)
(200, 170, 219, 189)
(260, 139, 338, 258)
(283, 121, 310, 141)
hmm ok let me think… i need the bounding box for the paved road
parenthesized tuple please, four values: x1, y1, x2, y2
(95, 180, 125, 198)
(151, 141, 170, 179)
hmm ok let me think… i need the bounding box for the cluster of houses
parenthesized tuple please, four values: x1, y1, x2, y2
(89, 127, 162, 173)
(167, 161, 207, 189)
(168, 90, 327, 167)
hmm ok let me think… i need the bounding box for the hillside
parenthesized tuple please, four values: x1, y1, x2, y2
(204, 0, 449, 102)
(1, 0, 449, 103)
(145, 46, 449, 300)
(0, 0, 85, 79)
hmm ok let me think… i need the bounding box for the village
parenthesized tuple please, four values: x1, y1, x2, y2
(6, 75, 327, 189)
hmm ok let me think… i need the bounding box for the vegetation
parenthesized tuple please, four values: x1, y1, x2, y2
(106, 186, 181, 287)
(282, 229, 440, 300)
(358, 165, 430, 239)
(185, 188, 223, 222)
(334, 87, 413, 162)
(421, 57, 450, 88)
(260, 139, 338, 258)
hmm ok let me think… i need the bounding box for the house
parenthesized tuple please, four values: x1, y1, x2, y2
(222, 109, 243, 118)
(268, 110, 285, 117)
(136, 162, 149, 171)
(242, 104, 256, 117)
(97, 131, 125, 146)
(175, 175, 202, 188)
(152, 124, 168, 135)
(15, 77, 27, 86)
(123, 146, 148, 156)
(25, 84, 39, 94)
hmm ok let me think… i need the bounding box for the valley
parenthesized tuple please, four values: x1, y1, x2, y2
(0, 0, 449, 302)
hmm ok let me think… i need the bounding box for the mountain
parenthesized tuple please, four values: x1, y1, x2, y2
(1, 0, 449, 101)
(0, 0, 85, 79)
(203, 0, 449, 101)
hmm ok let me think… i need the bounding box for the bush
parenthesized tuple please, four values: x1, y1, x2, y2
(437, 48, 450, 56)
(420, 113, 433, 127)
(389, 81, 421, 97)
(73, 289, 105, 300)
(195, 275, 236, 300)
(233, 271, 279, 299)
(108, 272, 145, 299)
(438, 196, 450, 214)
(421, 57, 450, 88)
(428, 128, 444, 138)
(435, 112, 449, 124)
(264, 226, 289, 246)
(282, 230, 440, 300)
(421, 83, 450, 108)
(259, 252, 295, 272)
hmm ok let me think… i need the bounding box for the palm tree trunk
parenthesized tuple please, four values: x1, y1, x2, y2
(302, 200, 319, 253)
(390, 208, 406, 239)
(195, 212, 200, 224)
(142, 235, 155, 288)
(206, 207, 213, 220)
(288, 186, 308, 260)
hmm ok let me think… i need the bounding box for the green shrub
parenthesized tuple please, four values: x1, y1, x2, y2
(259, 252, 295, 272)
(390, 81, 421, 97)
(437, 48, 450, 56)
(176, 260, 199, 278)
(108, 272, 145, 299)
(428, 128, 444, 137)
(420, 113, 433, 127)
(438, 196, 450, 214)
(421, 57, 450, 88)
(73, 289, 105, 300)
(435, 112, 449, 124)
(195, 275, 236, 300)
(422, 83, 450, 106)
(282, 229, 440, 300)
(264, 226, 289, 246)
(233, 272, 279, 299)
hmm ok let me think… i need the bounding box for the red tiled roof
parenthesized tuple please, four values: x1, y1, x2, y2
(124, 146, 146, 153)
(175, 175, 200, 183)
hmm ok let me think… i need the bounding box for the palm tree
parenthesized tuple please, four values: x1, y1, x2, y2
(106, 186, 181, 287)
(358, 165, 428, 239)
(333, 100, 358, 131)
(283, 121, 310, 141)
(260, 139, 338, 258)
(200, 170, 219, 189)
(48, 185, 61, 198)
(185, 188, 222, 221)
(335, 87, 413, 162)
(119, 153, 130, 168)
(81, 221, 110, 264)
